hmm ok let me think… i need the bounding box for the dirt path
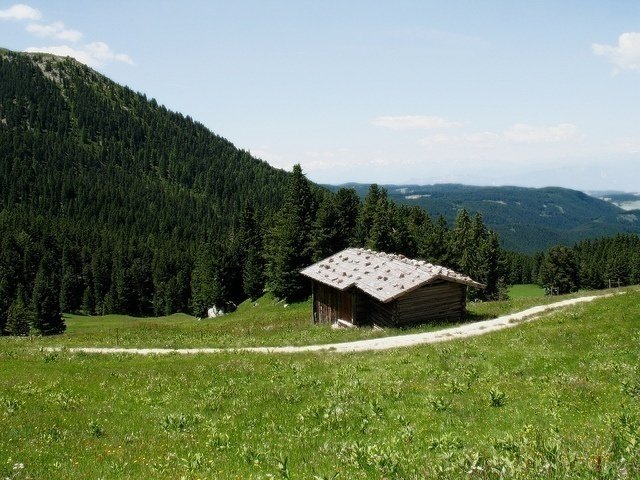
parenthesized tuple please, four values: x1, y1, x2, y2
(48, 293, 619, 356)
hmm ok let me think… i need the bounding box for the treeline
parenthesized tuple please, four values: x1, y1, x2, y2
(0, 164, 508, 335)
(2, 161, 638, 336)
(506, 234, 640, 294)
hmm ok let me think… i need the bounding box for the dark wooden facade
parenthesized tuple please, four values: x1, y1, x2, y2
(311, 280, 354, 324)
(311, 280, 467, 327)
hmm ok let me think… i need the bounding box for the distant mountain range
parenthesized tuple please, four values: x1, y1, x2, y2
(589, 191, 640, 212)
(327, 183, 640, 253)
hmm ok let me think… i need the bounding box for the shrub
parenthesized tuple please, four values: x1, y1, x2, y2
(489, 388, 506, 407)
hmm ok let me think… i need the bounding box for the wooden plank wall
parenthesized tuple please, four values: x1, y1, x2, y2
(314, 280, 466, 327)
(313, 282, 353, 324)
(353, 293, 369, 325)
(394, 281, 466, 326)
(352, 294, 396, 327)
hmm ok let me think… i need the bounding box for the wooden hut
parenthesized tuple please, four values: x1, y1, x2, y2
(300, 248, 484, 328)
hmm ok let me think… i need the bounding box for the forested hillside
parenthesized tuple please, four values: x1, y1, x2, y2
(0, 48, 292, 332)
(329, 183, 640, 252)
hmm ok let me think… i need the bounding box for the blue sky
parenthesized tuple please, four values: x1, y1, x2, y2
(1, 1, 639, 191)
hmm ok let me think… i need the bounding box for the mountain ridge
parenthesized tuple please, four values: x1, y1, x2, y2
(326, 183, 640, 252)
(0, 47, 291, 240)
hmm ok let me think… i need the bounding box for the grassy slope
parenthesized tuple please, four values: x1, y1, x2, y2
(1, 290, 619, 350)
(1, 290, 639, 478)
(508, 284, 546, 299)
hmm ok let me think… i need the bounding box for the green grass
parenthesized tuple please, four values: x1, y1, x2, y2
(508, 283, 546, 299)
(2, 289, 621, 350)
(1, 289, 639, 478)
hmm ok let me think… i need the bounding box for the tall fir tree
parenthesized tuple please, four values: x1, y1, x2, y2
(31, 253, 65, 335)
(356, 184, 382, 246)
(333, 188, 360, 248)
(239, 205, 265, 300)
(310, 193, 342, 261)
(59, 247, 81, 313)
(190, 243, 225, 317)
(265, 164, 316, 301)
(367, 191, 396, 252)
(419, 215, 450, 266)
(5, 287, 34, 336)
(0, 235, 21, 333)
(451, 208, 473, 273)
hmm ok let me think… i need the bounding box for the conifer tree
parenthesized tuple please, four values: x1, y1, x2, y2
(368, 192, 396, 252)
(0, 235, 21, 333)
(420, 215, 450, 265)
(265, 164, 315, 301)
(356, 184, 381, 246)
(190, 243, 223, 317)
(5, 287, 34, 336)
(311, 193, 342, 261)
(540, 245, 579, 294)
(474, 231, 506, 300)
(333, 188, 360, 248)
(31, 254, 65, 335)
(59, 248, 81, 313)
(239, 206, 265, 300)
(243, 248, 265, 301)
(391, 205, 416, 257)
(80, 247, 95, 314)
(451, 209, 473, 273)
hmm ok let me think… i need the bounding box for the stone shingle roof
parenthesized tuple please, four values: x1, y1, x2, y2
(300, 248, 485, 303)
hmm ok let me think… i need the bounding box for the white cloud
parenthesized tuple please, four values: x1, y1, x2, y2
(612, 138, 640, 155)
(420, 123, 580, 150)
(419, 133, 460, 146)
(5, 4, 134, 68)
(26, 21, 82, 42)
(593, 32, 640, 72)
(0, 3, 41, 21)
(371, 115, 463, 130)
(503, 123, 580, 143)
(26, 42, 134, 67)
(465, 131, 502, 146)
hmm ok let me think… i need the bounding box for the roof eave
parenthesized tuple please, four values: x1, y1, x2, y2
(305, 275, 356, 291)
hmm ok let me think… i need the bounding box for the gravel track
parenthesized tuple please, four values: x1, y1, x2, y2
(49, 293, 616, 355)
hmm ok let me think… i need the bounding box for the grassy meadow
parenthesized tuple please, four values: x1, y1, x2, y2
(1, 288, 612, 351)
(1, 288, 639, 478)
(508, 283, 546, 299)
